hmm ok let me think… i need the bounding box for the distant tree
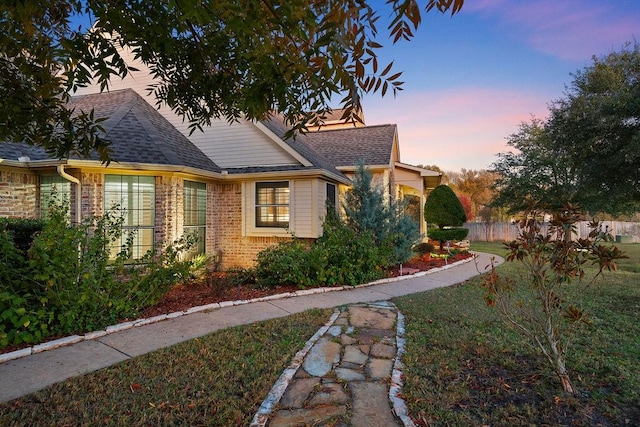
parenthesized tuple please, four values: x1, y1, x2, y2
(417, 164, 449, 183)
(449, 169, 499, 219)
(424, 184, 468, 250)
(458, 193, 473, 221)
(492, 42, 640, 216)
(491, 117, 578, 213)
(1, 0, 464, 161)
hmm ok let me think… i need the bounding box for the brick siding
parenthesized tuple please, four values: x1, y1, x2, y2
(210, 181, 289, 269)
(0, 167, 37, 218)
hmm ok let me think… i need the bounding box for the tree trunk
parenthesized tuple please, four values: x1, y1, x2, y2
(553, 350, 575, 395)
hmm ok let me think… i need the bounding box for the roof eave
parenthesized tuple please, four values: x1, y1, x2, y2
(2, 158, 223, 179)
(223, 168, 351, 185)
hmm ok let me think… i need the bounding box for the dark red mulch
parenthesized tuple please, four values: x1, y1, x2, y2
(143, 251, 473, 316)
(1, 252, 473, 355)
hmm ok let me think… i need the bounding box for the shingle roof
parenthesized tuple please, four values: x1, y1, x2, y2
(256, 115, 349, 180)
(0, 89, 220, 173)
(303, 124, 397, 167)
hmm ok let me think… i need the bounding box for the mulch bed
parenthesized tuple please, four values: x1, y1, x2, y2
(1, 251, 473, 355)
(141, 251, 473, 317)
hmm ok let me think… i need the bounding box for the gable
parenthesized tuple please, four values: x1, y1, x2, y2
(304, 124, 397, 168)
(71, 44, 307, 170)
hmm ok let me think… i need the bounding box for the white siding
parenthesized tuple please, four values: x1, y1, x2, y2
(394, 168, 424, 193)
(291, 179, 315, 237)
(241, 179, 324, 239)
(189, 120, 299, 168)
(73, 45, 300, 169)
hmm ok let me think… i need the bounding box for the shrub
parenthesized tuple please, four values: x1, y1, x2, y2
(428, 227, 469, 251)
(254, 239, 315, 288)
(0, 292, 51, 347)
(0, 217, 45, 253)
(253, 214, 386, 289)
(413, 242, 435, 255)
(0, 200, 198, 347)
(424, 185, 467, 227)
(313, 214, 384, 286)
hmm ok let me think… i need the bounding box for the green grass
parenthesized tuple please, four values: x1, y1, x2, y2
(395, 242, 640, 426)
(1, 243, 638, 426)
(0, 309, 332, 426)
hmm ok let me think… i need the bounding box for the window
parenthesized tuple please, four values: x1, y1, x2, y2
(255, 181, 289, 228)
(183, 180, 206, 256)
(40, 175, 71, 218)
(326, 182, 337, 215)
(104, 175, 155, 259)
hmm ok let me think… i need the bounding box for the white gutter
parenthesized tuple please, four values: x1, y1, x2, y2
(57, 164, 82, 224)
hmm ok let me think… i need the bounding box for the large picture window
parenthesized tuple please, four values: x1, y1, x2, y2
(183, 180, 206, 256)
(104, 175, 155, 259)
(255, 181, 289, 228)
(40, 175, 71, 218)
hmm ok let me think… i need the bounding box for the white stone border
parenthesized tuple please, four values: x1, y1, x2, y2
(390, 309, 416, 427)
(0, 256, 476, 364)
(249, 310, 341, 427)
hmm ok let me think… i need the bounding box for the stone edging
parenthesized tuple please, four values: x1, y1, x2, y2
(250, 310, 342, 426)
(251, 301, 416, 426)
(0, 256, 476, 364)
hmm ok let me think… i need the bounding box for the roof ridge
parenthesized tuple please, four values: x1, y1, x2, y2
(128, 95, 183, 165)
(306, 123, 396, 134)
(70, 89, 136, 136)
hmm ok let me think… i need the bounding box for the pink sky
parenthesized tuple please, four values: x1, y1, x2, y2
(360, 0, 640, 172)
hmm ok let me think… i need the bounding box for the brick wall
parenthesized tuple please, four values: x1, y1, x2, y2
(211, 181, 288, 269)
(80, 172, 104, 218)
(0, 167, 37, 218)
(155, 175, 183, 245)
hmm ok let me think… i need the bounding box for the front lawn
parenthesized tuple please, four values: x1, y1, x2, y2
(1, 243, 638, 426)
(395, 242, 640, 426)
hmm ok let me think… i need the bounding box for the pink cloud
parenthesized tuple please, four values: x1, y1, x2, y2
(464, 0, 639, 62)
(363, 87, 551, 171)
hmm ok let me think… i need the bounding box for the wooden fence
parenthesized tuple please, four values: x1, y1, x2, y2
(463, 221, 640, 243)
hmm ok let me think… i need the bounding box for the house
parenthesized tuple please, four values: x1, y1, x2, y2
(0, 46, 441, 268)
(304, 122, 442, 236)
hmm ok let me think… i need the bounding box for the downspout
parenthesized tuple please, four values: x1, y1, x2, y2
(57, 164, 81, 224)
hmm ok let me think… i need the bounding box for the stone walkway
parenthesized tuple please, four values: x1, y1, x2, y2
(251, 301, 413, 427)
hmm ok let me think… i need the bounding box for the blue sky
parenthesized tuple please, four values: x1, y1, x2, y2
(361, 0, 640, 171)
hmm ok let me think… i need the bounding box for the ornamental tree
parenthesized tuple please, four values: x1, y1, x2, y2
(424, 184, 468, 250)
(491, 42, 640, 216)
(480, 204, 626, 395)
(343, 163, 419, 266)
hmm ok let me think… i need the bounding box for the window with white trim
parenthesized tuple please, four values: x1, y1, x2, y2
(104, 175, 155, 259)
(183, 180, 206, 256)
(255, 181, 289, 228)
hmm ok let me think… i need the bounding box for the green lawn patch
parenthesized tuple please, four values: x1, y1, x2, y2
(0, 309, 332, 426)
(395, 242, 640, 426)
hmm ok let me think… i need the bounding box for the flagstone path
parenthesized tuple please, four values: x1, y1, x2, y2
(251, 301, 414, 427)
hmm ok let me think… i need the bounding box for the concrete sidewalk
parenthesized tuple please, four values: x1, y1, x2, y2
(0, 252, 502, 403)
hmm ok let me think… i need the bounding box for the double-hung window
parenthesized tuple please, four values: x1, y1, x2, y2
(183, 180, 206, 256)
(255, 181, 289, 228)
(104, 175, 155, 259)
